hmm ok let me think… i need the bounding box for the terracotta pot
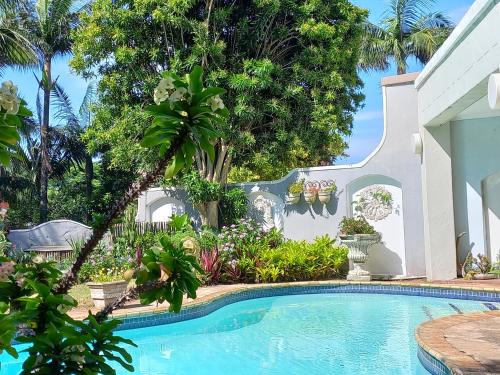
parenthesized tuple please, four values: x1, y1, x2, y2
(318, 191, 331, 204)
(87, 280, 128, 308)
(303, 190, 317, 204)
(286, 192, 301, 204)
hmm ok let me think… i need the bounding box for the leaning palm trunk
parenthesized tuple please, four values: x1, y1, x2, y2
(55, 131, 188, 294)
(85, 153, 93, 222)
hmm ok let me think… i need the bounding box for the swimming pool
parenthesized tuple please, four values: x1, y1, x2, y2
(1, 292, 498, 374)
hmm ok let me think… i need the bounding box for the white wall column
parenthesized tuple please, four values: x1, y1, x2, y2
(421, 123, 457, 280)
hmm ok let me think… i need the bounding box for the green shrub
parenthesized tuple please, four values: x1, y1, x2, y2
(219, 188, 248, 226)
(256, 235, 348, 282)
(288, 179, 304, 194)
(338, 216, 376, 235)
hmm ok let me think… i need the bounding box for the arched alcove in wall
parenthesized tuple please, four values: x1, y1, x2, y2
(247, 191, 285, 231)
(346, 174, 406, 276)
(147, 197, 185, 222)
(482, 171, 500, 262)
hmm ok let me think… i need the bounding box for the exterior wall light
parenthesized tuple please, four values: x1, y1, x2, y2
(488, 73, 500, 110)
(412, 133, 423, 155)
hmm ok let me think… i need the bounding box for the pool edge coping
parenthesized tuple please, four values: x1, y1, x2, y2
(109, 280, 500, 321)
(415, 310, 500, 375)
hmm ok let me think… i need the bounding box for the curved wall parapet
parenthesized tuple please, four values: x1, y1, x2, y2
(7, 220, 93, 250)
(137, 74, 425, 278)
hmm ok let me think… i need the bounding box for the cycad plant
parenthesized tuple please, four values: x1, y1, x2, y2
(359, 0, 453, 74)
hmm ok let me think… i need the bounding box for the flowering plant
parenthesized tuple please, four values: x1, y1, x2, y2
(0, 81, 31, 166)
(142, 67, 228, 179)
(219, 218, 265, 259)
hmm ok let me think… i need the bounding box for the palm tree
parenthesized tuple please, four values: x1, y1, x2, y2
(359, 0, 453, 75)
(24, 0, 80, 222)
(51, 82, 95, 221)
(0, 0, 37, 73)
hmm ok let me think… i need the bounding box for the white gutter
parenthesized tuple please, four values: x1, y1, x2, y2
(415, 0, 499, 89)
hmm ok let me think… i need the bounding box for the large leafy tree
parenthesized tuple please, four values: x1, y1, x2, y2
(359, 0, 453, 74)
(72, 0, 367, 226)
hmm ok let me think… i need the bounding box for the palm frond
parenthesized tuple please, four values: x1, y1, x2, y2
(51, 81, 78, 126)
(358, 22, 390, 72)
(78, 82, 95, 128)
(0, 18, 37, 73)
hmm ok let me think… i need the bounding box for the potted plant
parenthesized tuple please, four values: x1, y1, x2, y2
(303, 185, 318, 204)
(338, 216, 380, 281)
(87, 268, 129, 308)
(318, 183, 337, 204)
(287, 179, 304, 204)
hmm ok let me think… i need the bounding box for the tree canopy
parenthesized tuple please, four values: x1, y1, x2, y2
(72, 0, 367, 182)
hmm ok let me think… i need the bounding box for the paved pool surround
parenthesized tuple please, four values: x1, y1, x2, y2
(416, 310, 500, 375)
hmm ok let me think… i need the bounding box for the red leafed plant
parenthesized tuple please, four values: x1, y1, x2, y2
(200, 247, 222, 285)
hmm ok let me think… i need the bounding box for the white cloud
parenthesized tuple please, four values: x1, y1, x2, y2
(353, 110, 384, 122)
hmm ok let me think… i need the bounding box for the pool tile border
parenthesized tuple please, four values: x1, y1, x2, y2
(417, 347, 452, 375)
(113, 282, 500, 331)
(415, 310, 500, 375)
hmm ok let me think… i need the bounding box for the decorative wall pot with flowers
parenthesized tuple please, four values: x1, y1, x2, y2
(303, 181, 320, 204)
(318, 181, 337, 204)
(286, 179, 304, 204)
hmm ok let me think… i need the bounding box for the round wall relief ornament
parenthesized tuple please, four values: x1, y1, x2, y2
(355, 185, 393, 221)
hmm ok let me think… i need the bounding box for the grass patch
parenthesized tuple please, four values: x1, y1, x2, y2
(69, 284, 93, 308)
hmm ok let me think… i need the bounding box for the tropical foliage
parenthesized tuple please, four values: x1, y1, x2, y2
(0, 81, 31, 166)
(71, 0, 368, 225)
(359, 0, 453, 74)
(0, 0, 36, 73)
(0, 67, 225, 373)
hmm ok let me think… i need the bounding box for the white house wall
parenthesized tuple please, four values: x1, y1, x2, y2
(451, 117, 500, 260)
(138, 74, 426, 278)
(416, 0, 500, 127)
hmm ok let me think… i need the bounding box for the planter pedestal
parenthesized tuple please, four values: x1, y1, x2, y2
(339, 234, 380, 281)
(87, 280, 128, 308)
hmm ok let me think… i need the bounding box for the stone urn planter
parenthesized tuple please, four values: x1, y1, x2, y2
(286, 192, 301, 204)
(473, 273, 496, 280)
(303, 190, 317, 204)
(88, 280, 128, 308)
(339, 234, 380, 281)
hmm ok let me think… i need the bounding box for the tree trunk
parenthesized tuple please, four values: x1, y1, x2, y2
(194, 142, 233, 227)
(196, 201, 218, 228)
(397, 65, 406, 75)
(85, 153, 93, 223)
(39, 57, 52, 223)
(54, 131, 188, 295)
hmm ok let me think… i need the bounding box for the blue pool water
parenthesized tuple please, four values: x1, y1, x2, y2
(1, 293, 497, 374)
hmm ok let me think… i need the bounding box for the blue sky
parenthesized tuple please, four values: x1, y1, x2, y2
(5, 0, 474, 161)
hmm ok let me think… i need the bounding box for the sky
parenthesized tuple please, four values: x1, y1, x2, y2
(4, 0, 474, 162)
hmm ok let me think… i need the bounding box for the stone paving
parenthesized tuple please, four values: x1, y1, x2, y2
(416, 310, 500, 374)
